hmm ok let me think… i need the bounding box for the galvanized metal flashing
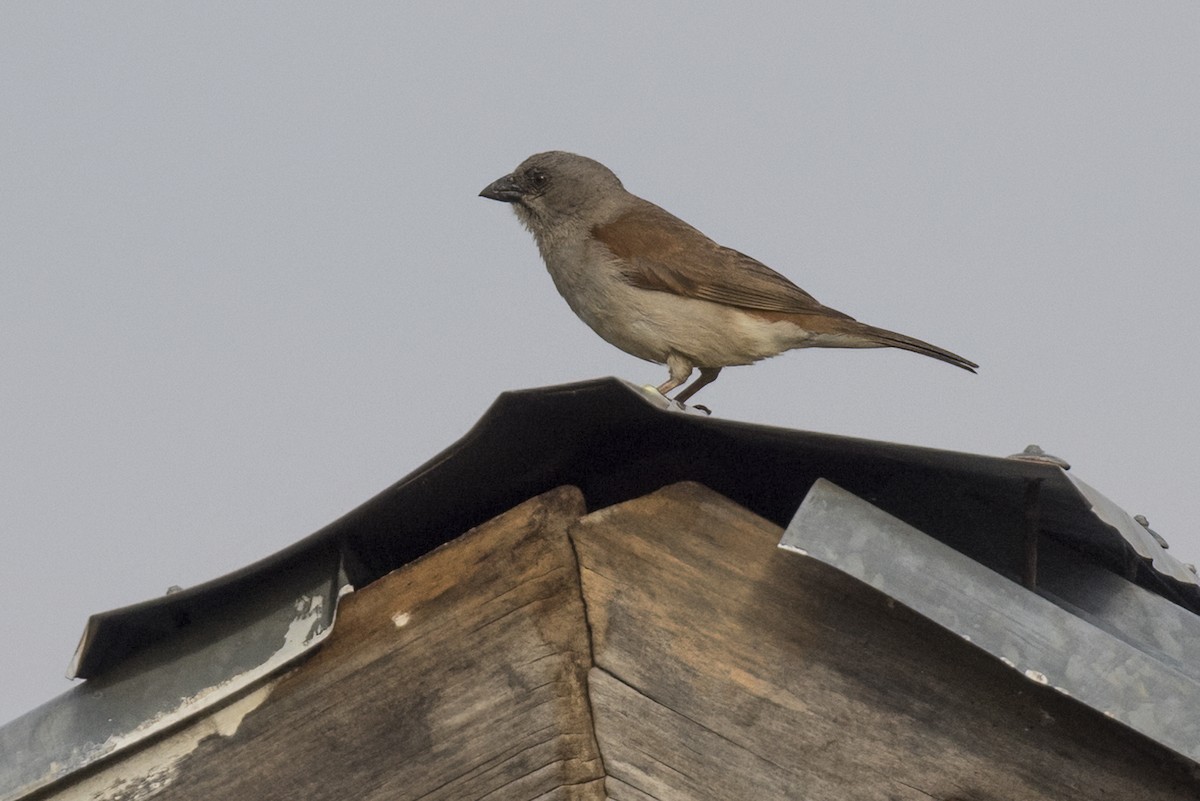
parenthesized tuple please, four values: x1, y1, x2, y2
(3, 378, 1198, 798)
(1068, 473, 1197, 586)
(0, 548, 345, 801)
(782, 478, 1200, 764)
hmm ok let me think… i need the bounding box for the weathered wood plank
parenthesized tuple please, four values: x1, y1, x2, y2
(602, 775, 659, 801)
(54, 486, 605, 801)
(590, 668, 847, 801)
(572, 481, 1199, 800)
(526, 777, 608, 800)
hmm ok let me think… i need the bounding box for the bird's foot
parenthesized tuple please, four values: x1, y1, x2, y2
(638, 384, 711, 415)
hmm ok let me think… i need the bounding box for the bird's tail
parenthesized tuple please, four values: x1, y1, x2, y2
(859, 323, 978, 373)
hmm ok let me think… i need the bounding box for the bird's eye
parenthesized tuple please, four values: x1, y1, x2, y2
(526, 169, 549, 189)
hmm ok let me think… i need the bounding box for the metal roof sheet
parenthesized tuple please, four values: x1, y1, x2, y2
(783, 478, 1200, 764)
(2, 377, 1196, 799)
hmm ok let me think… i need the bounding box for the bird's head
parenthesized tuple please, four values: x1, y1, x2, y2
(480, 151, 627, 236)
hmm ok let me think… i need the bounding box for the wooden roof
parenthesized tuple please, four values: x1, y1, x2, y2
(46, 483, 1199, 800)
(6, 378, 1200, 800)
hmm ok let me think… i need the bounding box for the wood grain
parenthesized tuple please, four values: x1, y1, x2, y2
(571, 481, 1199, 801)
(59, 486, 604, 801)
(43, 480, 1199, 801)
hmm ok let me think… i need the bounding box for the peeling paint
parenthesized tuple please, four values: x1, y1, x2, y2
(392, 611, 411, 628)
(1, 540, 347, 801)
(92, 592, 329, 762)
(10, 586, 337, 801)
(286, 593, 328, 647)
(67, 681, 276, 801)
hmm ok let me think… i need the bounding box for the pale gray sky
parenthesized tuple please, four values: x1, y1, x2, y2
(2, 3, 1198, 725)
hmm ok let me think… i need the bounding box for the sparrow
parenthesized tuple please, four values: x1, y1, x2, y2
(480, 151, 977, 404)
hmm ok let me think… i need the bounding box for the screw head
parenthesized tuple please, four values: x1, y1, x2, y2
(1007, 444, 1070, 470)
(1135, 515, 1170, 549)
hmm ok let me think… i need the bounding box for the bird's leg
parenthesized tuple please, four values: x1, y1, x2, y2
(656, 354, 694, 397)
(674, 366, 722, 404)
(655, 375, 684, 395)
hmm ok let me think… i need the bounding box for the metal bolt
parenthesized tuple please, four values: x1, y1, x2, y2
(1134, 515, 1170, 549)
(1007, 444, 1070, 470)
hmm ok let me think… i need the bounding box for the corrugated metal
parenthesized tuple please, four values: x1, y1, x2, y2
(2, 378, 1195, 799)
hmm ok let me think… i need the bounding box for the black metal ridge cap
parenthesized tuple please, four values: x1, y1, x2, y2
(68, 376, 1200, 681)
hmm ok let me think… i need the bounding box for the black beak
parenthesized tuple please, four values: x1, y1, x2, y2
(479, 173, 525, 203)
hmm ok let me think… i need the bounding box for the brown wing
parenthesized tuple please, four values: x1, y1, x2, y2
(592, 200, 853, 320)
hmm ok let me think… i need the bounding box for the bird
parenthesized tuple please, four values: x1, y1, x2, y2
(480, 151, 977, 405)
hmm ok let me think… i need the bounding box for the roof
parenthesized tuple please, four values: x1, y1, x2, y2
(2, 377, 1197, 800)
